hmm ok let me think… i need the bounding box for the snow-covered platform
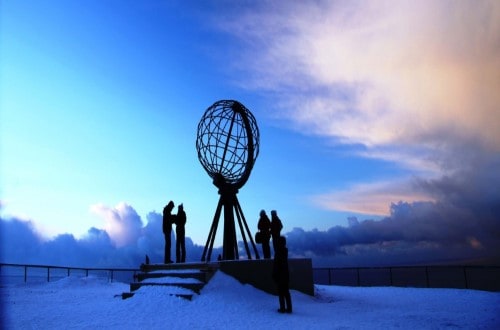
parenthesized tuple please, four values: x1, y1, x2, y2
(124, 258, 314, 300)
(123, 262, 218, 300)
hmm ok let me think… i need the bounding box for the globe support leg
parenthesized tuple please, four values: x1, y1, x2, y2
(235, 197, 260, 259)
(222, 194, 237, 260)
(201, 198, 223, 262)
(201, 191, 259, 262)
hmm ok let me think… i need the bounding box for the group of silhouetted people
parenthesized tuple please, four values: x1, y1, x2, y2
(257, 209, 283, 259)
(160, 203, 292, 313)
(257, 209, 292, 314)
(163, 200, 186, 264)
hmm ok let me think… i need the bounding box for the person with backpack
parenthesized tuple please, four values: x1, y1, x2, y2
(175, 203, 187, 263)
(257, 210, 271, 259)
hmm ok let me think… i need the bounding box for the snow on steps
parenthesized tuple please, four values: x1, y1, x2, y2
(122, 262, 219, 300)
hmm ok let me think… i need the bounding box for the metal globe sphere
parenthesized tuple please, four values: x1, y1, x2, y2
(196, 100, 259, 188)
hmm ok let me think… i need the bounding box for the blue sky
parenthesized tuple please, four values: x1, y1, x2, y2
(1, 1, 499, 266)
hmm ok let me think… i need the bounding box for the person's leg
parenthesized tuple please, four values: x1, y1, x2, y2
(166, 231, 172, 263)
(263, 241, 270, 259)
(176, 235, 180, 263)
(181, 235, 186, 262)
(278, 282, 286, 312)
(164, 234, 169, 263)
(278, 294, 285, 312)
(285, 287, 292, 313)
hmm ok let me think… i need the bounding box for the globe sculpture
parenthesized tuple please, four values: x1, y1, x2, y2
(196, 100, 260, 261)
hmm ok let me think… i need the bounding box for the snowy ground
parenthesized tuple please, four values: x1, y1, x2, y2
(1, 271, 499, 329)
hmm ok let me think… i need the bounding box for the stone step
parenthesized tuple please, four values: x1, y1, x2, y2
(140, 262, 218, 272)
(121, 291, 194, 301)
(130, 281, 205, 294)
(136, 270, 210, 283)
(123, 262, 220, 300)
(130, 278, 205, 294)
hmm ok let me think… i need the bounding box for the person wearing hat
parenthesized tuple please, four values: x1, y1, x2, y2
(176, 203, 187, 263)
(163, 201, 175, 264)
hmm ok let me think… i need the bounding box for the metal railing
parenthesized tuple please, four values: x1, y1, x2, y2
(3, 262, 499, 292)
(313, 265, 500, 292)
(0, 263, 140, 284)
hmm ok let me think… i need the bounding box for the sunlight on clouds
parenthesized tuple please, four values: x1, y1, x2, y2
(312, 180, 435, 216)
(467, 236, 483, 250)
(217, 0, 500, 214)
(305, 0, 500, 149)
(354, 147, 442, 174)
(90, 202, 143, 248)
(226, 0, 500, 159)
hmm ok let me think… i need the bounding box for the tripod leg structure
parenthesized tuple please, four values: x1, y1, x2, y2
(235, 197, 260, 259)
(201, 197, 223, 262)
(201, 192, 260, 261)
(235, 202, 251, 259)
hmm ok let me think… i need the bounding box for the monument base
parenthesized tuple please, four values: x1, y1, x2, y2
(218, 258, 314, 296)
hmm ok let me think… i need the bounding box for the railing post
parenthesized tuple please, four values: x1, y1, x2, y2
(463, 266, 468, 289)
(24, 266, 27, 283)
(47, 267, 50, 282)
(67, 268, 70, 277)
(425, 266, 430, 288)
(111, 270, 114, 282)
(86, 269, 89, 277)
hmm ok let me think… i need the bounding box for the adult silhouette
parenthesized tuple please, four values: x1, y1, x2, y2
(176, 203, 187, 263)
(273, 236, 292, 313)
(163, 201, 175, 264)
(270, 210, 283, 256)
(257, 210, 271, 259)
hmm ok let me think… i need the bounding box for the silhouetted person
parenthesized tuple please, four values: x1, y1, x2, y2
(163, 201, 175, 264)
(145, 254, 150, 265)
(175, 203, 187, 263)
(273, 236, 292, 313)
(271, 210, 283, 256)
(257, 210, 271, 259)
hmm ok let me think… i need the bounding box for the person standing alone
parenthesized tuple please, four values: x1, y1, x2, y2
(175, 203, 187, 263)
(163, 201, 175, 264)
(273, 236, 292, 313)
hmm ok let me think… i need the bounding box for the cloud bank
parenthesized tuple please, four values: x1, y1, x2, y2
(290, 153, 500, 266)
(0, 204, 216, 268)
(2, 171, 499, 269)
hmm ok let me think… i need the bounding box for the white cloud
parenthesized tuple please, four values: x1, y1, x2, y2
(90, 202, 143, 248)
(222, 0, 500, 153)
(311, 179, 435, 216)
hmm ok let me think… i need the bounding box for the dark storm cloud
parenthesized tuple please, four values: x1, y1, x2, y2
(286, 155, 500, 267)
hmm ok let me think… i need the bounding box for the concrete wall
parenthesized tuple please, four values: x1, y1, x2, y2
(219, 258, 314, 296)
